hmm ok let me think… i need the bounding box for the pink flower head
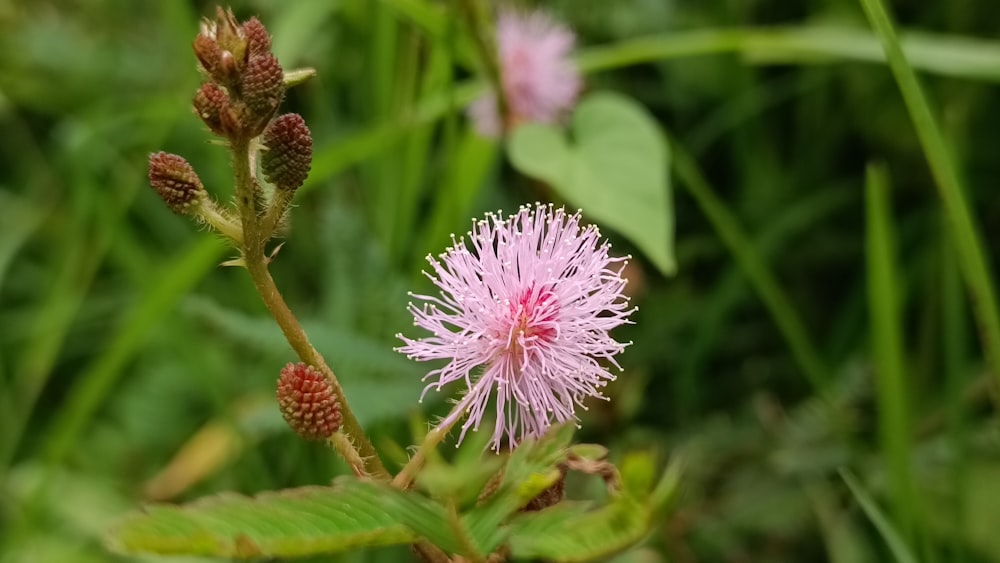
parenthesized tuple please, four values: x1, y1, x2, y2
(396, 204, 634, 451)
(467, 10, 582, 138)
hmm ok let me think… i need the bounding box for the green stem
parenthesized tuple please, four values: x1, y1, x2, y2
(392, 392, 475, 489)
(259, 188, 294, 241)
(231, 137, 389, 479)
(859, 0, 1000, 396)
(447, 499, 485, 562)
(198, 200, 244, 244)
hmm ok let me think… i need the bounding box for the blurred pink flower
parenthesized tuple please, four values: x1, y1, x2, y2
(468, 10, 582, 138)
(397, 204, 633, 451)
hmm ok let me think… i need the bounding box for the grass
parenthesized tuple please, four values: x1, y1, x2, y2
(2, 0, 1000, 561)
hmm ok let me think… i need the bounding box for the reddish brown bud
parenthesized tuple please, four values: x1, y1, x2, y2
(148, 152, 205, 214)
(276, 363, 342, 441)
(193, 8, 248, 87)
(192, 32, 223, 79)
(243, 17, 271, 56)
(193, 83, 234, 137)
(261, 113, 312, 191)
(241, 53, 285, 134)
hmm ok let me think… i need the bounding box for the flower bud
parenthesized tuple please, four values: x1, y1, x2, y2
(192, 32, 224, 80)
(193, 7, 247, 87)
(261, 113, 312, 191)
(241, 53, 285, 134)
(148, 152, 205, 214)
(192, 83, 235, 137)
(276, 363, 342, 441)
(210, 7, 247, 65)
(242, 17, 271, 56)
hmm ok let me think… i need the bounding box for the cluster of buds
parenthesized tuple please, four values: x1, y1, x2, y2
(192, 8, 286, 139)
(148, 7, 313, 232)
(149, 8, 321, 441)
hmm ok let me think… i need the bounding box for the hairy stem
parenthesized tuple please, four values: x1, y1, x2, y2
(231, 137, 388, 479)
(447, 500, 485, 563)
(198, 200, 243, 244)
(259, 187, 294, 241)
(392, 393, 475, 489)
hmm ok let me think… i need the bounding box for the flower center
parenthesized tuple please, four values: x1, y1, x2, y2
(505, 285, 558, 373)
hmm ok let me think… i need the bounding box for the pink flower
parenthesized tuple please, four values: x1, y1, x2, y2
(396, 204, 634, 451)
(467, 10, 582, 138)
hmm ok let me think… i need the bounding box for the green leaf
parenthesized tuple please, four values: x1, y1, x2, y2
(108, 481, 420, 558)
(508, 499, 645, 562)
(461, 424, 576, 555)
(506, 452, 681, 562)
(507, 91, 674, 275)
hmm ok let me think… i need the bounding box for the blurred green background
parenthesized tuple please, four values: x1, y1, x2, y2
(3, 0, 1000, 561)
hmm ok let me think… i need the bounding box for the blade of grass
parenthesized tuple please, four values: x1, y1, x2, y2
(840, 469, 919, 563)
(366, 1, 403, 249)
(941, 212, 969, 563)
(858, 0, 1000, 400)
(668, 133, 830, 396)
(864, 163, 918, 549)
(417, 129, 497, 268)
(389, 34, 449, 261)
(380, 0, 477, 68)
(576, 26, 1000, 82)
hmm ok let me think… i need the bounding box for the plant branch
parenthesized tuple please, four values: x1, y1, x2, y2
(230, 137, 389, 480)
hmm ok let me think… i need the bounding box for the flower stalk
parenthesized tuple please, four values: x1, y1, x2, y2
(392, 392, 478, 489)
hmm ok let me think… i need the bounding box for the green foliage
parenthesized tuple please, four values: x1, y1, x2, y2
(5, 0, 1000, 561)
(508, 92, 675, 275)
(507, 454, 681, 562)
(108, 425, 678, 560)
(108, 481, 419, 557)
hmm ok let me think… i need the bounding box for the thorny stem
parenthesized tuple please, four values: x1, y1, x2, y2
(231, 136, 389, 480)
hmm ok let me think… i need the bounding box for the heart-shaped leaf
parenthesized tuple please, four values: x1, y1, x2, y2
(508, 91, 675, 275)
